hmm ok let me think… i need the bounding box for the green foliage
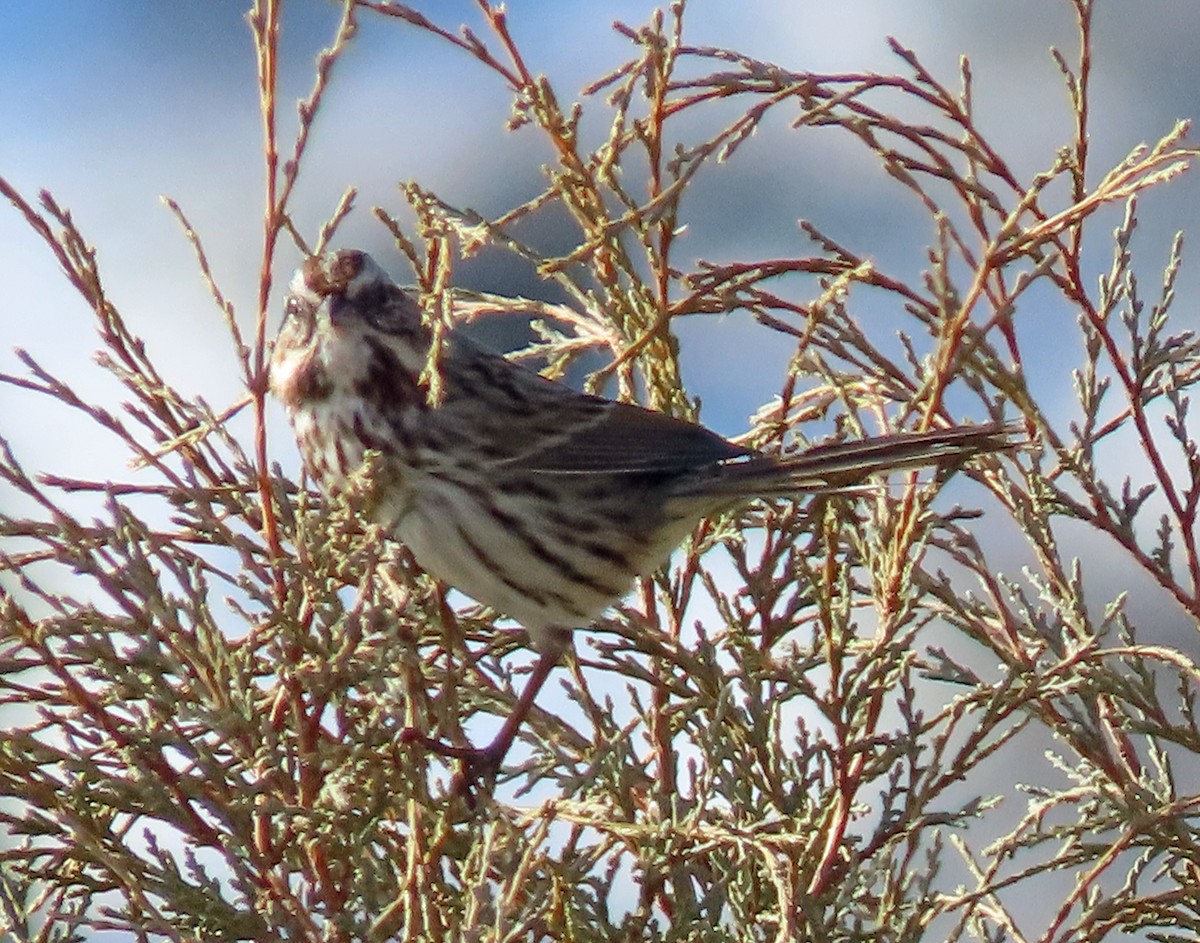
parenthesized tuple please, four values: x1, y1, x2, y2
(3, 1, 1200, 940)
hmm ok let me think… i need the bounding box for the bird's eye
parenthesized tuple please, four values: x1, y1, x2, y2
(284, 296, 305, 320)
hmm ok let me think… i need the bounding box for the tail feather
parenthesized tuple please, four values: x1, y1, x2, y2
(720, 422, 1021, 496)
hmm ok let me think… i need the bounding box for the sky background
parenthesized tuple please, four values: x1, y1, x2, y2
(3, 0, 1198, 628)
(1, 1, 1199, 933)
(2, 1, 1198, 461)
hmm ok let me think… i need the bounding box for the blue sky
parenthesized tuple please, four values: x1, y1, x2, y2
(2, 1, 1198, 591)
(3, 1, 1198, 625)
(3, 1, 1197, 435)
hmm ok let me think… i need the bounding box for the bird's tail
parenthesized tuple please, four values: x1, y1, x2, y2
(717, 421, 1022, 496)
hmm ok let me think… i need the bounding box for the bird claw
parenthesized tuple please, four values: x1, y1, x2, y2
(399, 726, 502, 805)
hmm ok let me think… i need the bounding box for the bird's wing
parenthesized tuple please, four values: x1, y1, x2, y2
(509, 397, 753, 474)
(437, 333, 753, 476)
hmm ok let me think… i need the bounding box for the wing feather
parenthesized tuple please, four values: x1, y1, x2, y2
(508, 399, 752, 474)
(438, 332, 752, 476)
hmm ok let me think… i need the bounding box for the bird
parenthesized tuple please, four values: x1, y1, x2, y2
(269, 248, 1017, 793)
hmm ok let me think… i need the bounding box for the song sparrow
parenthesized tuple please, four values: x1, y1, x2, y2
(270, 249, 1016, 791)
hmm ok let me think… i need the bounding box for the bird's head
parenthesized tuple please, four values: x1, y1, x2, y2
(269, 250, 428, 408)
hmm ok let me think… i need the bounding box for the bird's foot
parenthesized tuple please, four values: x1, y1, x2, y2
(399, 727, 506, 805)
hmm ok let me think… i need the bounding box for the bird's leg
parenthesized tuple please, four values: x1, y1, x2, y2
(401, 629, 570, 801)
(461, 643, 563, 776)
